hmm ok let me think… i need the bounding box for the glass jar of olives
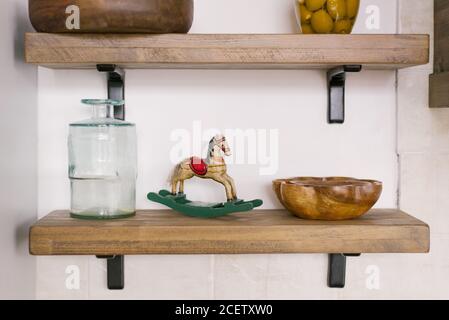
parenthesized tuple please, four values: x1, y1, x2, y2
(295, 0, 360, 34)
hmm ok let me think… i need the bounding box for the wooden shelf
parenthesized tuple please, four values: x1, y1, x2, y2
(30, 209, 430, 256)
(25, 33, 429, 70)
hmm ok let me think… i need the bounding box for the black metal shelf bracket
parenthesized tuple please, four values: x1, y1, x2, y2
(327, 65, 362, 124)
(94, 253, 360, 289)
(328, 253, 361, 288)
(96, 255, 125, 290)
(97, 64, 125, 120)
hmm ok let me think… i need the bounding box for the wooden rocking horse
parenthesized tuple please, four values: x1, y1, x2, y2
(171, 134, 237, 201)
(147, 134, 263, 218)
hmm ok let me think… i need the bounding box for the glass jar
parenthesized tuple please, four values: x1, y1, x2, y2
(295, 0, 360, 34)
(68, 99, 137, 219)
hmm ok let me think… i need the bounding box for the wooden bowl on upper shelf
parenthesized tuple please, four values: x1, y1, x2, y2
(273, 177, 382, 220)
(29, 0, 194, 33)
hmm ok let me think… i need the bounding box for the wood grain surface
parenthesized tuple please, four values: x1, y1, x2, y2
(25, 33, 429, 70)
(29, 209, 430, 256)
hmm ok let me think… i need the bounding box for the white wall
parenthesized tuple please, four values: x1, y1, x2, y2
(397, 0, 449, 300)
(0, 0, 37, 299)
(35, 0, 444, 299)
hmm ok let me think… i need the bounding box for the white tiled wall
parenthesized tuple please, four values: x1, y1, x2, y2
(35, 0, 447, 299)
(397, 0, 449, 299)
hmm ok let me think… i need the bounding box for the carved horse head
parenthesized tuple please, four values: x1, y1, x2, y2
(209, 134, 231, 157)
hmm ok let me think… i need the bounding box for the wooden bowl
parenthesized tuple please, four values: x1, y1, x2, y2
(273, 177, 382, 220)
(29, 0, 194, 33)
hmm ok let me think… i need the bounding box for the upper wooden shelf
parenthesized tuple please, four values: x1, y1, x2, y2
(25, 33, 429, 70)
(30, 209, 429, 256)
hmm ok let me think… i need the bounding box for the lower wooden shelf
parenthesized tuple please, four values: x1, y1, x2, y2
(29, 209, 429, 256)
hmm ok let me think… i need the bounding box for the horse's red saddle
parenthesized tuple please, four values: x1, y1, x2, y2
(189, 157, 208, 176)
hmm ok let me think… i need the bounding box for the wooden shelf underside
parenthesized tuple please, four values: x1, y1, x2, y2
(25, 33, 429, 70)
(30, 209, 430, 256)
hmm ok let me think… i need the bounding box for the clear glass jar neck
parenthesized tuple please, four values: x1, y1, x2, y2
(92, 104, 114, 119)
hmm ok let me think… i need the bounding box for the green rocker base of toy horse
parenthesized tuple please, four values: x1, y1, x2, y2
(147, 190, 263, 218)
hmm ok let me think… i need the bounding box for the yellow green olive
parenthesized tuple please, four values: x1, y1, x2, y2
(333, 19, 352, 33)
(327, 0, 347, 20)
(311, 9, 334, 33)
(346, 0, 360, 19)
(305, 0, 327, 12)
(301, 23, 315, 34)
(299, 4, 313, 23)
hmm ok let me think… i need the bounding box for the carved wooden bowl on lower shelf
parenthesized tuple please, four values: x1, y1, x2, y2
(273, 177, 383, 220)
